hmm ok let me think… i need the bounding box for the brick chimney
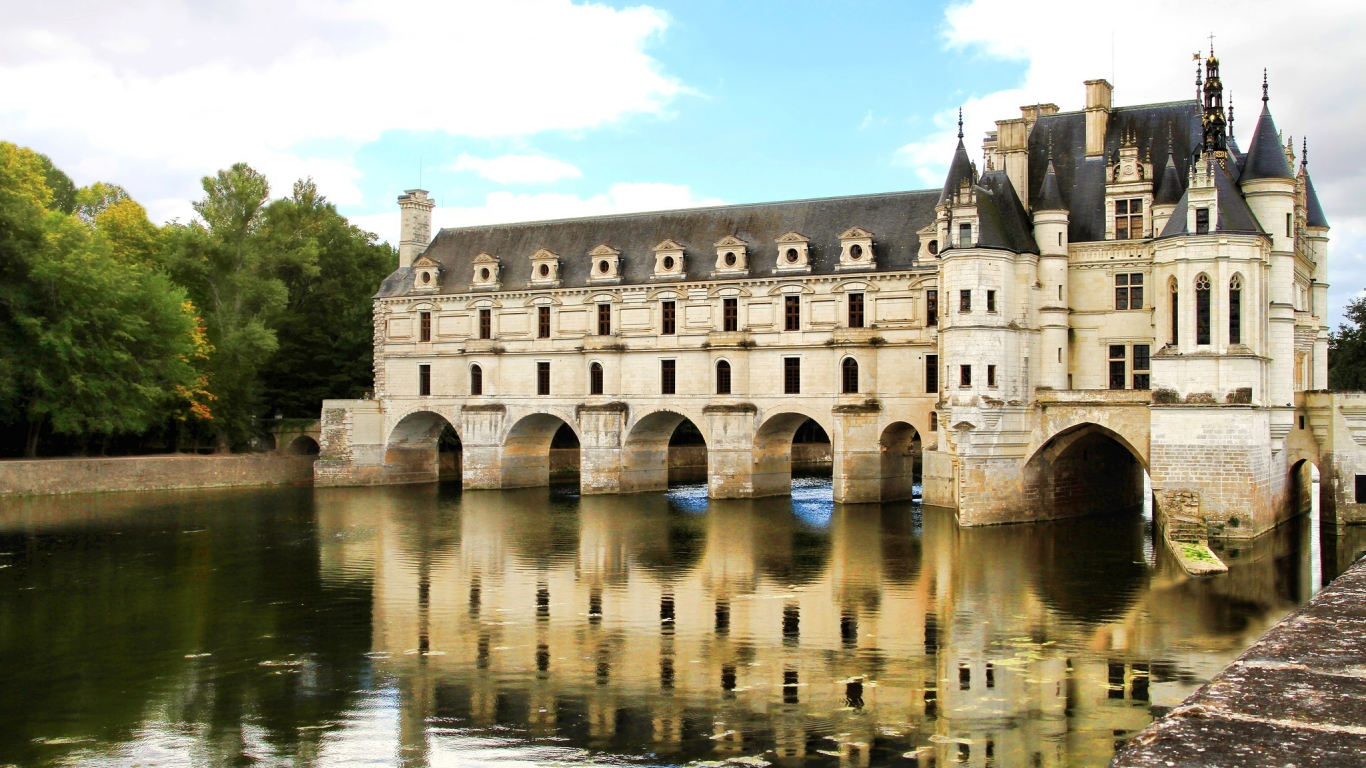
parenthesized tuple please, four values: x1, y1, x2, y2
(1084, 79, 1113, 157)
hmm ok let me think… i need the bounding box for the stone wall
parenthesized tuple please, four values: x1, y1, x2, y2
(0, 454, 316, 497)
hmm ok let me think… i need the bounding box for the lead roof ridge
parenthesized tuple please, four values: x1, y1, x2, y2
(431, 188, 941, 235)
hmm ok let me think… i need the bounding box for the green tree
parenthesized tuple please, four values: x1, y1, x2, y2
(161, 164, 289, 447)
(257, 179, 397, 416)
(0, 142, 205, 455)
(1330, 294, 1366, 391)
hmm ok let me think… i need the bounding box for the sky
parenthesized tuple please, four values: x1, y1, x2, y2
(3, 0, 1364, 324)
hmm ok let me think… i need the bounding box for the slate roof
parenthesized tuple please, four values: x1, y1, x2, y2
(1153, 150, 1184, 206)
(1027, 101, 1203, 242)
(1157, 157, 1266, 237)
(379, 190, 940, 297)
(1034, 159, 1067, 211)
(1241, 101, 1295, 181)
(939, 137, 976, 206)
(1305, 172, 1329, 228)
(970, 171, 1039, 253)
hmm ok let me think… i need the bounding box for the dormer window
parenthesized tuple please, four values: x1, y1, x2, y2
(929, 240, 939, 256)
(713, 236, 748, 276)
(1195, 208, 1210, 235)
(958, 223, 972, 248)
(529, 248, 560, 286)
(774, 231, 811, 273)
(836, 227, 875, 271)
(470, 253, 501, 290)
(1115, 199, 1143, 239)
(412, 255, 441, 292)
(588, 244, 621, 284)
(651, 239, 686, 279)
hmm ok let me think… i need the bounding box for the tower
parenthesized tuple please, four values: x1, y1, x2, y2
(398, 189, 435, 268)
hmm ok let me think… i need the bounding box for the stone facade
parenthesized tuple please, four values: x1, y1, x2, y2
(320, 57, 1363, 537)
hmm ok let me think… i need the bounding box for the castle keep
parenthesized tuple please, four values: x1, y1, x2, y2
(319, 55, 1366, 536)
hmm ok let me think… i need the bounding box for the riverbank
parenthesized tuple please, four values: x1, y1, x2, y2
(1110, 554, 1366, 767)
(0, 454, 315, 497)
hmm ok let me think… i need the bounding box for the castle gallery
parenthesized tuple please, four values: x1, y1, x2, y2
(317, 54, 1366, 537)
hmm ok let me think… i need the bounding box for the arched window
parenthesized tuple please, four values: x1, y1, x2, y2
(716, 360, 732, 395)
(1229, 274, 1243, 345)
(1169, 277, 1179, 345)
(841, 358, 859, 394)
(470, 364, 483, 396)
(589, 362, 603, 395)
(1196, 274, 1211, 345)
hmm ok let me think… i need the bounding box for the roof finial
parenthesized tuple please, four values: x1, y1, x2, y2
(957, 107, 963, 140)
(1262, 68, 1269, 103)
(1208, 32, 1215, 58)
(1194, 53, 1203, 102)
(1228, 93, 1234, 129)
(1302, 137, 1308, 168)
(1047, 126, 1054, 160)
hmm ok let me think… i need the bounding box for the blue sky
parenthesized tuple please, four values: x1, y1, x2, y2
(4, 0, 1364, 324)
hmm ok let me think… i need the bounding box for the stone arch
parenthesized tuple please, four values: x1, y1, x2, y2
(287, 435, 320, 455)
(751, 409, 836, 498)
(1023, 422, 1146, 520)
(622, 409, 709, 493)
(1288, 457, 1322, 520)
(386, 409, 463, 484)
(502, 411, 579, 489)
(879, 421, 922, 501)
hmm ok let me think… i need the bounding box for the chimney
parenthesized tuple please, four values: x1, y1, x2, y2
(1084, 79, 1113, 157)
(398, 189, 434, 268)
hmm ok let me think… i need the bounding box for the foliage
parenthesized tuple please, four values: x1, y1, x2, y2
(1329, 294, 1366, 391)
(257, 180, 397, 417)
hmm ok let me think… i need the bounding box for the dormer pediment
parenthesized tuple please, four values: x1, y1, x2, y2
(473, 252, 499, 264)
(714, 235, 747, 248)
(839, 227, 874, 240)
(589, 244, 621, 257)
(530, 248, 558, 260)
(413, 255, 441, 268)
(775, 231, 809, 244)
(653, 239, 684, 252)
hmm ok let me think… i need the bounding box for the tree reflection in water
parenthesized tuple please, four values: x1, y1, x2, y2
(1, 481, 1362, 768)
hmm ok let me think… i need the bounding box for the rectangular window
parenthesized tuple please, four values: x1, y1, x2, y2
(1229, 285, 1241, 345)
(1115, 273, 1144, 310)
(848, 293, 864, 328)
(597, 303, 611, 336)
(419, 311, 432, 342)
(661, 359, 676, 395)
(589, 364, 603, 395)
(1109, 345, 1126, 390)
(785, 295, 800, 331)
(1287, 212, 1293, 238)
(537, 362, 550, 395)
(538, 306, 550, 338)
(930, 412, 938, 432)
(662, 300, 676, 335)
(960, 365, 972, 388)
(960, 289, 971, 313)
(1115, 198, 1143, 240)
(1133, 344, 1150, 390)
(986, 290, 996, 313)
(926, 290, 938, 326)
(479, 308, 491, 339)
(418, 364, 431, 396)
(723, 298, 738, 332)
(926, 355, 939, 393)
(987, 364, 997, 387)
(958, 223, 972, 248)
(1195, 208, 1210, 235)
(784, 358, 801, 395)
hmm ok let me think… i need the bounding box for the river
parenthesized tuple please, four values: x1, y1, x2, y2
(1, 478, 1362, 767)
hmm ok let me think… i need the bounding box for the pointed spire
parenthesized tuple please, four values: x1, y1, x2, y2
(1155, 132, 1184, 207)
(938, 107, 975, 206)
(957, 107, 964, 140)
(1242, 70, 1294, 182)
(1302, 137, 1308, 169)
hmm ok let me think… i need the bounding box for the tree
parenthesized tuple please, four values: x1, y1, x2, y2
(1330, 294, 1366, 391)
(257, 180, 397, 416)
(0, 142, 207, 455)
(161, 164, 288, 448)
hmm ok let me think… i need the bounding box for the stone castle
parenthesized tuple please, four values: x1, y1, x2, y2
(318, 53, 1366, 537)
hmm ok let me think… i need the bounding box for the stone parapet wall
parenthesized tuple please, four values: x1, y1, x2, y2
(0, 454, 316, 497)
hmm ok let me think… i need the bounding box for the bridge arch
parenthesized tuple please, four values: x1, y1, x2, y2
(622, 408, 709, 493)
(501, 411, 580, 489)
(1023, 422, 1146, 520)
(386, 409, 463, 484)
(752, 408, 836, 498)
(879, 421, 922, 502)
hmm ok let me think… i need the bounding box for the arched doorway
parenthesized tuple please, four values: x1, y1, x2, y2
(753, 413, 834, 498)
(1023, 423, 1145, 520)
(287, 435, 320, 455)
(502, 413, 579, 489)
(1289, 459, 1321, 518)
(879, 422, 922, 502)
(622, 410, 707, 493)
(387, 411, 461, 484)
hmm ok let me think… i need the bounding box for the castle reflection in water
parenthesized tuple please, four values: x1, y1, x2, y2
(312, 480, 1345, 768)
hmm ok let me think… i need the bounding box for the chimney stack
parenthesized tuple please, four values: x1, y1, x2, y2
(1084, 79, 1113, 157)
(398, 189, 434, 268)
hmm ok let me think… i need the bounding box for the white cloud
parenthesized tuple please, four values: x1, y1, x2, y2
(904, 0, 1366, 324)
(446, 153, 583, 185)
(0, 0, 680, 216)
(350, 183, 724, 245)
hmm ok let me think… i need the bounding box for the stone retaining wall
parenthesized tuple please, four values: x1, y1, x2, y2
(0, 454, 316, 497)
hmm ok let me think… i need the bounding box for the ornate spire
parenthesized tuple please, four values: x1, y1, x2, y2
(1201, 47, 1227, 154)
(957, 107, 963, 140)
(1262, 68, 1269, 104)
(1302, 137, 1308, 169)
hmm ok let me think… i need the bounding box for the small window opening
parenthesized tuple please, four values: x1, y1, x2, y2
(928, 239, 939, 256)
(930, 412, 938, 431)
(785, 295, 800, 331)
(479, 308, 491, 339)
(1229, 275, 1242, 345)
(723, 297, 738, 332)
(538, 306, 550, 338)
(960, 364, 972, 388)
(419, 311, 431, 342)
(662, 300, 676, 335)
(849, 243, 863, 260)
(589, 362, 603, 395)
(1109, 345, 1127, 390)
(987, 364, 997, 387)
(926, 354, 938, 393)
(784, 358, 801, 394)
(958, 223, 972, 248)
(470, 364, 483, 396)
(927, 289, 938, 326)
(1133, 344, 1150, 390)
(724, 251, 736, 267)
(1195, 208, 1210, 235)
(842, 358, 859, 394)
(598, 303, 611, 336)
(537, 361, 550, 396)
(1196, 274, 1211, 345)
(848, 293, 864, 328)
(960, 289, 971, 313)
(419, 364, 431, 396)
(716, 360, 732, 395)
(661, 359, 676, 395)
(785, 248, 798, 263)
(986, 290, 997, 313)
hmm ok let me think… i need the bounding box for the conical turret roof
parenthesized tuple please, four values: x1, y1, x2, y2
(1154, 150, 1185, 206)
(1241, 74, 1294, 182)
(1034, 159, 1067, 211)
(1305, 173, 1328, 228)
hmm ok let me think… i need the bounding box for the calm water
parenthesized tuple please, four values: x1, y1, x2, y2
(2, 478, 1363, 768)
